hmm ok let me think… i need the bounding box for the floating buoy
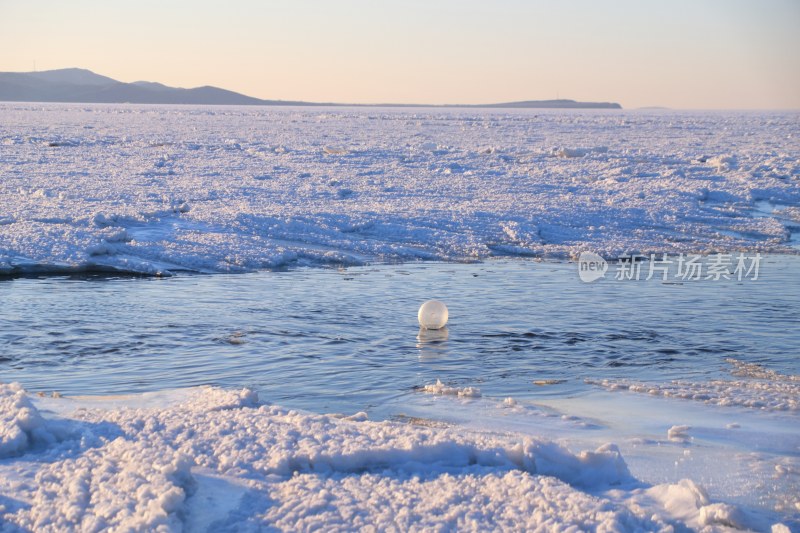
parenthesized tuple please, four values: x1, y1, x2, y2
(418, 300, 448, 330)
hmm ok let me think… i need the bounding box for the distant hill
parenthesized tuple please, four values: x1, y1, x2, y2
(0, 68, 622, 109)
(0, 68, 310, 106)
(478, 99, 621, 109)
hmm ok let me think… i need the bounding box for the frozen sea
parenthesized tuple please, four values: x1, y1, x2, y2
(1, 104, 799, 532)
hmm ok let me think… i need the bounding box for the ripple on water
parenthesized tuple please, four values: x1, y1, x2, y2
(0, 257, 798, 414)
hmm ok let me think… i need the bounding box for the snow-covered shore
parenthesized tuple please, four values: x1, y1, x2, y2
(1, 383, 790, 532)
(1, 104, 798, 275)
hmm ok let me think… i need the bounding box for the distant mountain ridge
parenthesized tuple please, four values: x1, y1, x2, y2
(0, 68, 622, 109)
(478, 99, 621, 109)
(0, 68, 309, 106)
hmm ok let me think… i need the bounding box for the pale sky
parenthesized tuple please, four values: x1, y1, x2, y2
(1, 0, 798, 109)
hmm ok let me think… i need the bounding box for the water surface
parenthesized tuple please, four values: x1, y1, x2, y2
(2, 257, 798, 416)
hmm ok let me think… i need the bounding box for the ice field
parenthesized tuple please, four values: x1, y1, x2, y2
(0, 104, 798, 275)
(1, 104, 799, 531)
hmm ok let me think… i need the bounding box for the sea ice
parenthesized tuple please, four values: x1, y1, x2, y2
(1, 383, 789, 531)
(1, 104, 798, 275)
(420, 379, 482, 398)
(587, 359, 800, 412)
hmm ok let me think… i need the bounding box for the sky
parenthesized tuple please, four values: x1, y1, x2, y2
(1, 0, 798, 109)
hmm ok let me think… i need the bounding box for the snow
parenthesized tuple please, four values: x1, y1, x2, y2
(1, 104, 798, 275)
(588, 359, 800, 411)
(0, 383, 58, 459)
(0, 383, 790, 531)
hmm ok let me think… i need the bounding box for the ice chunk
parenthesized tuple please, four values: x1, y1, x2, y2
(667, 424, 691, 442)
(420, 379, 481, 398)
(0, 383, 55, 458)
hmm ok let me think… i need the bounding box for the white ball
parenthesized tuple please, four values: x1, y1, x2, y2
(418, 300, 448, 330)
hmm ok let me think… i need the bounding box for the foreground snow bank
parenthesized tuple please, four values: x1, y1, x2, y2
(1, 105, 798, 275)
(0, 383, 60, 458)
(0, 383, 785, 531)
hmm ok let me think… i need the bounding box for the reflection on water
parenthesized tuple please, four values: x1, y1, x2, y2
(416, 327, 450, 361)
(1, 257, 799, 414)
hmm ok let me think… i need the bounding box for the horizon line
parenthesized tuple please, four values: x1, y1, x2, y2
(4, 67, 800, 111)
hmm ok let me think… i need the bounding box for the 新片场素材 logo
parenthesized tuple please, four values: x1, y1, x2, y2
(578, 252, 608, 282)
(577, 252, 762, 282)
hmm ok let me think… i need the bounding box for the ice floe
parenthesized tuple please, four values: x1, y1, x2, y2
(587, 359, 800, 411)
(419, 379, 482, 398)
